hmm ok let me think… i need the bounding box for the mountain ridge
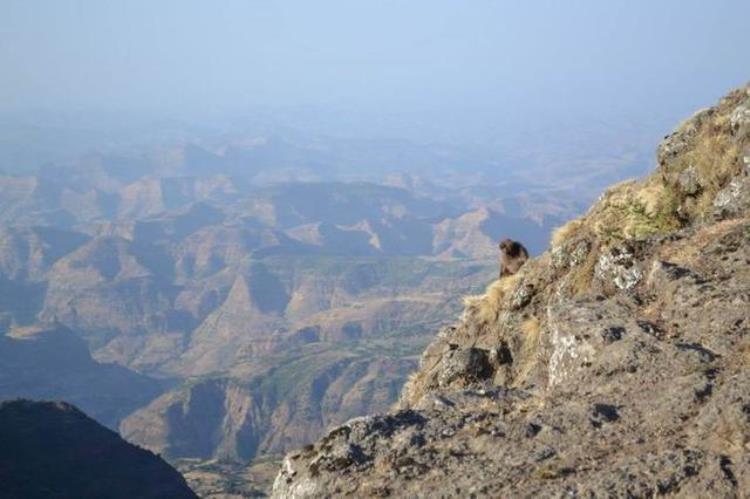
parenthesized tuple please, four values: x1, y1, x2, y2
(0, 399, 196, 499)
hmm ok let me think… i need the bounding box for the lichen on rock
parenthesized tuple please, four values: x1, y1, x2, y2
(594, 242, 643, 290)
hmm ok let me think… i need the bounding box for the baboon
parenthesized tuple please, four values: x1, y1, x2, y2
(498, 238, 529, 279)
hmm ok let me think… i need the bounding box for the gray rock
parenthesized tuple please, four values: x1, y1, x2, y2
(730, 104, 750, 134)
(713, 175, 750, 220)
(677, 165, 701, 195)
(509, 283, 535, 310)
(438, 347, 493, 387)
(551, 239, 591, 270)
(594, 243, 643, 290)
(550, 246, 567, 269)
(569, 239, 591, 266)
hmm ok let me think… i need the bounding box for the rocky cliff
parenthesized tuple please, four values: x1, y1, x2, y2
(121, 351, 414, 463)
(272, 85, 750, 497)
(0, 399, 196, 499)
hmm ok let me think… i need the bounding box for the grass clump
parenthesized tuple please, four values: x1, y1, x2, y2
(659, 87, 748, 220)
(666, 129, 743, 218)
(588, 179, 682, 244)
(512, 316, 543, 385)
(550, 218, 585, 249)
(462, 274, 522, 326)
(568, 248, 599, 296)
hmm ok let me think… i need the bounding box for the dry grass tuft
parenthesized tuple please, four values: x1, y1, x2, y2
(658, 89, 748, 220)
(519, 317, 541, 357)
(462, 294, 482, 308)
(513, 316, 543, 385)
(520, 315, 540, 338)
(586, 179, 682, 244)
(551, 218, 585, 248)
(671, 133, 742, 218)
(462, 274, 522, 326)
(567, 246, 599, 296)
(398, 371, 422, 409)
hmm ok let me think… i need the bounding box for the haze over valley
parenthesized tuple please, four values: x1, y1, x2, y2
(0, 124, 576, 492)
(1, 1, 748, 496)
(0, 101, 732, 494)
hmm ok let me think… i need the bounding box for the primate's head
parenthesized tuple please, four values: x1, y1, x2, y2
(499, 238, 514, 252)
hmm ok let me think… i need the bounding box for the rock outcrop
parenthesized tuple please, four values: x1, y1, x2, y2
(272, 84, 750, 497)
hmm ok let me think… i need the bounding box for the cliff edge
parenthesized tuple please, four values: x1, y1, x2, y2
(272, 84, 750, 498)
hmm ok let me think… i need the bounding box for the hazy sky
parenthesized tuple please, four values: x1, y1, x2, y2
(1, 0, 748, 140)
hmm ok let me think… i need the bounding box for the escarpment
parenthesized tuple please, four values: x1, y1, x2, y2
(272, 84, 750, 498)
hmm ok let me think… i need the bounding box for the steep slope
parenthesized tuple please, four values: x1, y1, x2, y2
(0, 324, 161, 428)
(168, 256, 492, 377)
(0, 227, 88, 325)
(272, 85, 750, 497)
(0, 399, 196, 499)
(121, 349, 414, 463)
(174, 273, 287, 375)
(39, 235, 179, 366)
(432, 207, 556, 258)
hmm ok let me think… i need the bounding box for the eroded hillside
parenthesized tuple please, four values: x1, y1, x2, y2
(272, 85, 750, 497)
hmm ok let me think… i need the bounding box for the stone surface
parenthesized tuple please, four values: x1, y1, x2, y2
(713, 175, 750, 220)
(437, 347, 493, 387)
(551, 239, 590, 270)
(677, 165, 701, 195)
(594, 242, 643, 290)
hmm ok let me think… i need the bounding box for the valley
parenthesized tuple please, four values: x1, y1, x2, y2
(0, 126, 652, 495)
(0, 132, 561, 495)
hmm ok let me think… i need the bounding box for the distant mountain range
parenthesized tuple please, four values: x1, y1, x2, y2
(0, 127, 652, 494)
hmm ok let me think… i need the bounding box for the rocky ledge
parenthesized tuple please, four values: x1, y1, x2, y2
(272, 84, 750, 498)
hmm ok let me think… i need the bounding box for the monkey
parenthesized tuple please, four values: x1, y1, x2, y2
(498, 238, 529, 279)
